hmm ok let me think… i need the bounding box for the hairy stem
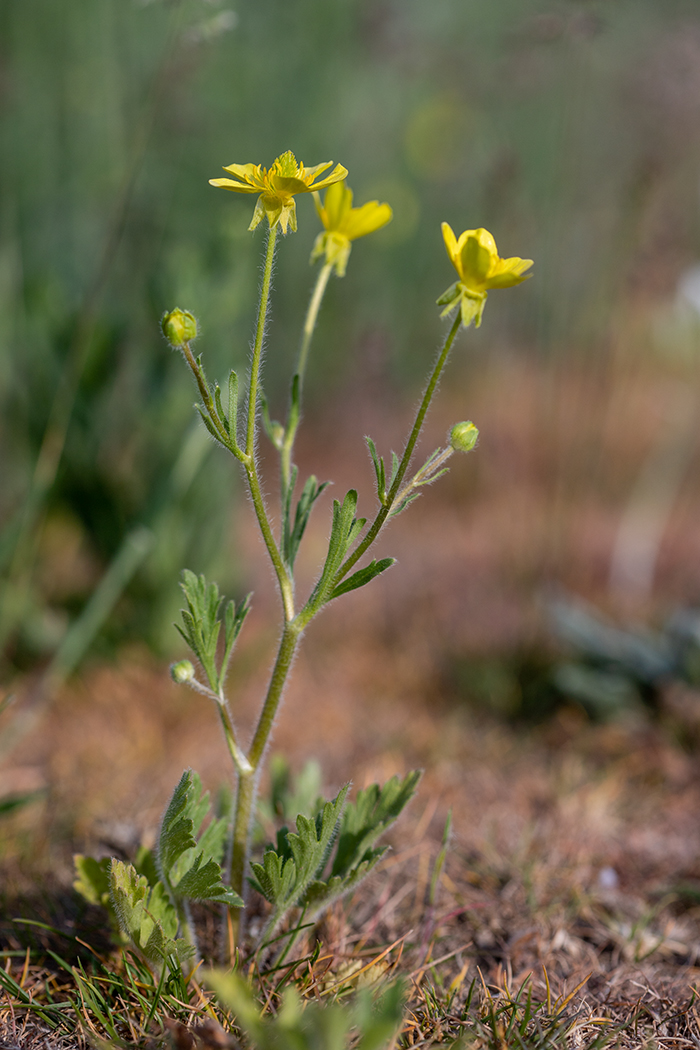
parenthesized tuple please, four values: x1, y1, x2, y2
(227, 620, 302, 957)
(238, 226, 295, 620)
(247, 227, 278, 457)
(334, 313, 462, 583)
(216, 701, 253, 778)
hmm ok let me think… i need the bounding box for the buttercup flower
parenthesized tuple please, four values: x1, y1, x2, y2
(209, 150, 348, 234)
(310, 181, 393, 276)
(437, 224, 533, 328)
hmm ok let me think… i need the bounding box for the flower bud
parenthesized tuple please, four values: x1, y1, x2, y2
(450, 421, 479, 453)
(171, 659, 195, 684)
(162, 309, 198, 347)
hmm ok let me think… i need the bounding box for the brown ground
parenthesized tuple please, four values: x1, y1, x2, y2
(3, 341, 700, 1046)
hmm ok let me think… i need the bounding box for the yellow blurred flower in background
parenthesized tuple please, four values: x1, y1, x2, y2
(437, 223, 533, 328)
(210, 150, 348, 234)
(311, 182, 393, 276)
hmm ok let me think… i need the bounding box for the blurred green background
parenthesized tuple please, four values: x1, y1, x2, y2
(2, 0, 700, 681)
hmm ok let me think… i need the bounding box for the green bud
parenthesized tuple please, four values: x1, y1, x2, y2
(162, 308, 198, 347)
(450, 421, 479, 453)
(171, 659, 195, 684)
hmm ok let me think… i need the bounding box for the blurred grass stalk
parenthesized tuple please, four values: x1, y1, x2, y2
(0, 0, 236, 686)
(3, 0, 700, 682)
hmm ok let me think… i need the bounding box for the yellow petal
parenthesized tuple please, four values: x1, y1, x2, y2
(300, 160, 333, 182)
(455, 228, 497, 259)
(270, 174, 313, 195)
(460, 232, 495, 287)
(308, 163, 349, 191)
(209, 178, 260, 193)
(222, 162, 261, 183)
(323, 181, 353, 230)
(345, 201, 392, 240)
(486, 257, 533, 288)
(312, 190, 325, 223)
(441, 222, 459, 265)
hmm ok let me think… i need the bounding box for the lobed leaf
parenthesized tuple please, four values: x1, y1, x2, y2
(74, 855, 111, 908)
(331, 771, 421, 879)
(284, 474, 330, 569)
(249, 784, 350, 933)
(309, 491, 368, 611)
(159, 769, 243, 909)
(203, 970, 405, 1050)
(365, 437, 386, 504)
(329, 558, 395, 600)
(109, 859, 191, 966)
(176, 570, 249, 692)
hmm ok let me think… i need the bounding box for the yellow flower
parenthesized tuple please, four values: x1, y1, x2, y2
(310, 182, 393, 276)
(437, 224, 533, 328)
(209, 150, 348, 234)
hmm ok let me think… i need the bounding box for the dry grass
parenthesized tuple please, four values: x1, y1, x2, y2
(4, 346, 700, 1046)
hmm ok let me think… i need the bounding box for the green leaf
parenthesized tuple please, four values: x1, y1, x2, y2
(332, 771, 421, 879)
(158, 769, 243, 910)
(74, 854, 111, 907)
(214, 383, 226, 432)
(176, 571, 249, 693)
(295, 772, 421, 921)
(227, 369, 239, 444)
(196, 404, 223, 445)
(202, 971, 405, 1050)
(309, 491, 367, 611)
(261, 393, 285, 449)
(388, 492, 422, 518)
(365, 437, 386, 504)
(388, 451, 401, 490)
(159, 770, 199, 878)
(248, 845, 297, 908)
(109, 860, 191, 966)
(329, 558, 395, 600)
(175, 854, 242, 906)
(300, 847, 387, 915)
(221, 593, 251, 689)
(284, 474, 329, 569)
(249, 784, 349, 933)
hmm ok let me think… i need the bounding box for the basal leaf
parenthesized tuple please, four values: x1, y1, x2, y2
(109, 859, 191, 966)
(159, 770, 199, 878)
(74, 855, 111, 908)
(174, 854, 243, 907)
(331, 771, 421, 879)
(159, 769, 242, 910)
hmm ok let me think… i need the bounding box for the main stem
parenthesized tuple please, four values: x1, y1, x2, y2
(227, 620, 301, 955)
(281, 261, 333, 496)
(227, 226, 309, 957)
(334, 313, 462, 583)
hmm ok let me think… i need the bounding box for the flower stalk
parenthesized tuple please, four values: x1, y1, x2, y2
(280, 260, 333, 498)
